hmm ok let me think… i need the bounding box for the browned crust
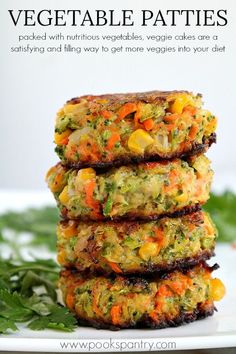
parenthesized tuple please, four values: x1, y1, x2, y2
(72, 301, 214, 330)
(62, 133, 216, 170)
(60, 262, 219, 285)
(67, 90, 192, 106)
(123, 259, 219, 285)
(122, 249, 215, 276)
(59, 210, 205, 230)
(60, 203, 201, 222)
(64, 249, 215, 276)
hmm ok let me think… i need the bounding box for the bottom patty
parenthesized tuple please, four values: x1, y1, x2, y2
(59, 263, 225, 330)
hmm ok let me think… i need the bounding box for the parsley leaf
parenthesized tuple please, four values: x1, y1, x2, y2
(0, 206, 58, 251)
(0, 290, 34, 322)
(204, 191, 236, 242)
(28, 305, 77, 332)
(0, 318, 18, 334)
(0, 204, 78, 334)
(0, 288, 77, 334)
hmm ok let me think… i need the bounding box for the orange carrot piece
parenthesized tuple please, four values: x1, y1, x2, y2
(164, 114, 179, 123)
(134, 110, 141, 127)
(107, 133, 120, 149)
(108, 262, 123, 274)
(157, 285, 172, 297)
(77, 139, 101, 162)
(111, 305, 122, 325)
(169, 281, 185, 295)
(60, 137, 69, 145)
(90, 142, 101, 160)
(143, 118, 154, 130)
(183, 105, 197, 115)
(169, 275, 192, 295)
(101, 110, 113, 119)
(66, 293, 75, 310)
(117, 103, 137, 122)
(154, 228, 165, 247)
(189, 125, 198, 140)
(149, 310, 158, 321)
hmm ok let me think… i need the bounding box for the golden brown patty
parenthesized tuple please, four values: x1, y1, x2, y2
(59, 263, 225, 330)
(54, 91, 217, 168)
(46, 155, 213, 221)
(57, 211, 216, 275)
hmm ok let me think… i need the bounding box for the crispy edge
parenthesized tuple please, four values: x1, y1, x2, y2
(62, 133, 216, 170)
(67, 90, 193, 106)
(60, 262, 219, 283)
(74, 301, 214, 330)
(60, 203, 202, 222)
(61, 249, 215, 276)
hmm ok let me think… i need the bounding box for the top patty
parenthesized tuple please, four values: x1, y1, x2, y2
(54, 91, 217, 168)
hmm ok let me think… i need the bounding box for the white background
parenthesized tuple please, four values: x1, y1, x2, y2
(1, 0, 236, 191)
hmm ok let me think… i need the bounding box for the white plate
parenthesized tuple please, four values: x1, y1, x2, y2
(0, 191, 236, 352)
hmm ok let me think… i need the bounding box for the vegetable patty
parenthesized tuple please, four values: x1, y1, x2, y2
(59, 263, 225, 329)
(57, 211, 216, 275)
(54, 91, 217, 168)
(46, 155, 213, 221)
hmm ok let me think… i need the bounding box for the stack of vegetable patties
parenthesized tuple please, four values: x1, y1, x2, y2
(46, 90, 225, 330)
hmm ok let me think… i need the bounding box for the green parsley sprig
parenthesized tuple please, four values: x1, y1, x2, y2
(204, 191, 236, 243)
(0, 207, 77, 334)
(0, 257, 77, 334)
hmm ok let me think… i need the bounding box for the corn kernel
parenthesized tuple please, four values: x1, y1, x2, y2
(58, 221, 77, 238)
(204, 214, 215, 236)
(169, 94, 194, 114)
(57, 250, 66, 264)
(210, 278, 226, 301)
(175, 193, 188, 203)
(64, 100, 88, 116)
(128, 129, 154, 154)
(54, 129, 71, 145)
(97, 99, 108, 105)
(59, 186, 70, 205)
(77, 168, 96, 181)
(192, 155, 209, 177)
(46, 166, 65, 193)
(57, 108, 65, 119)
(139, 242, 160, 261)
(64, 104, 76, 114)
(205, 117, 217, 135)
(45, 165, 56, 183)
